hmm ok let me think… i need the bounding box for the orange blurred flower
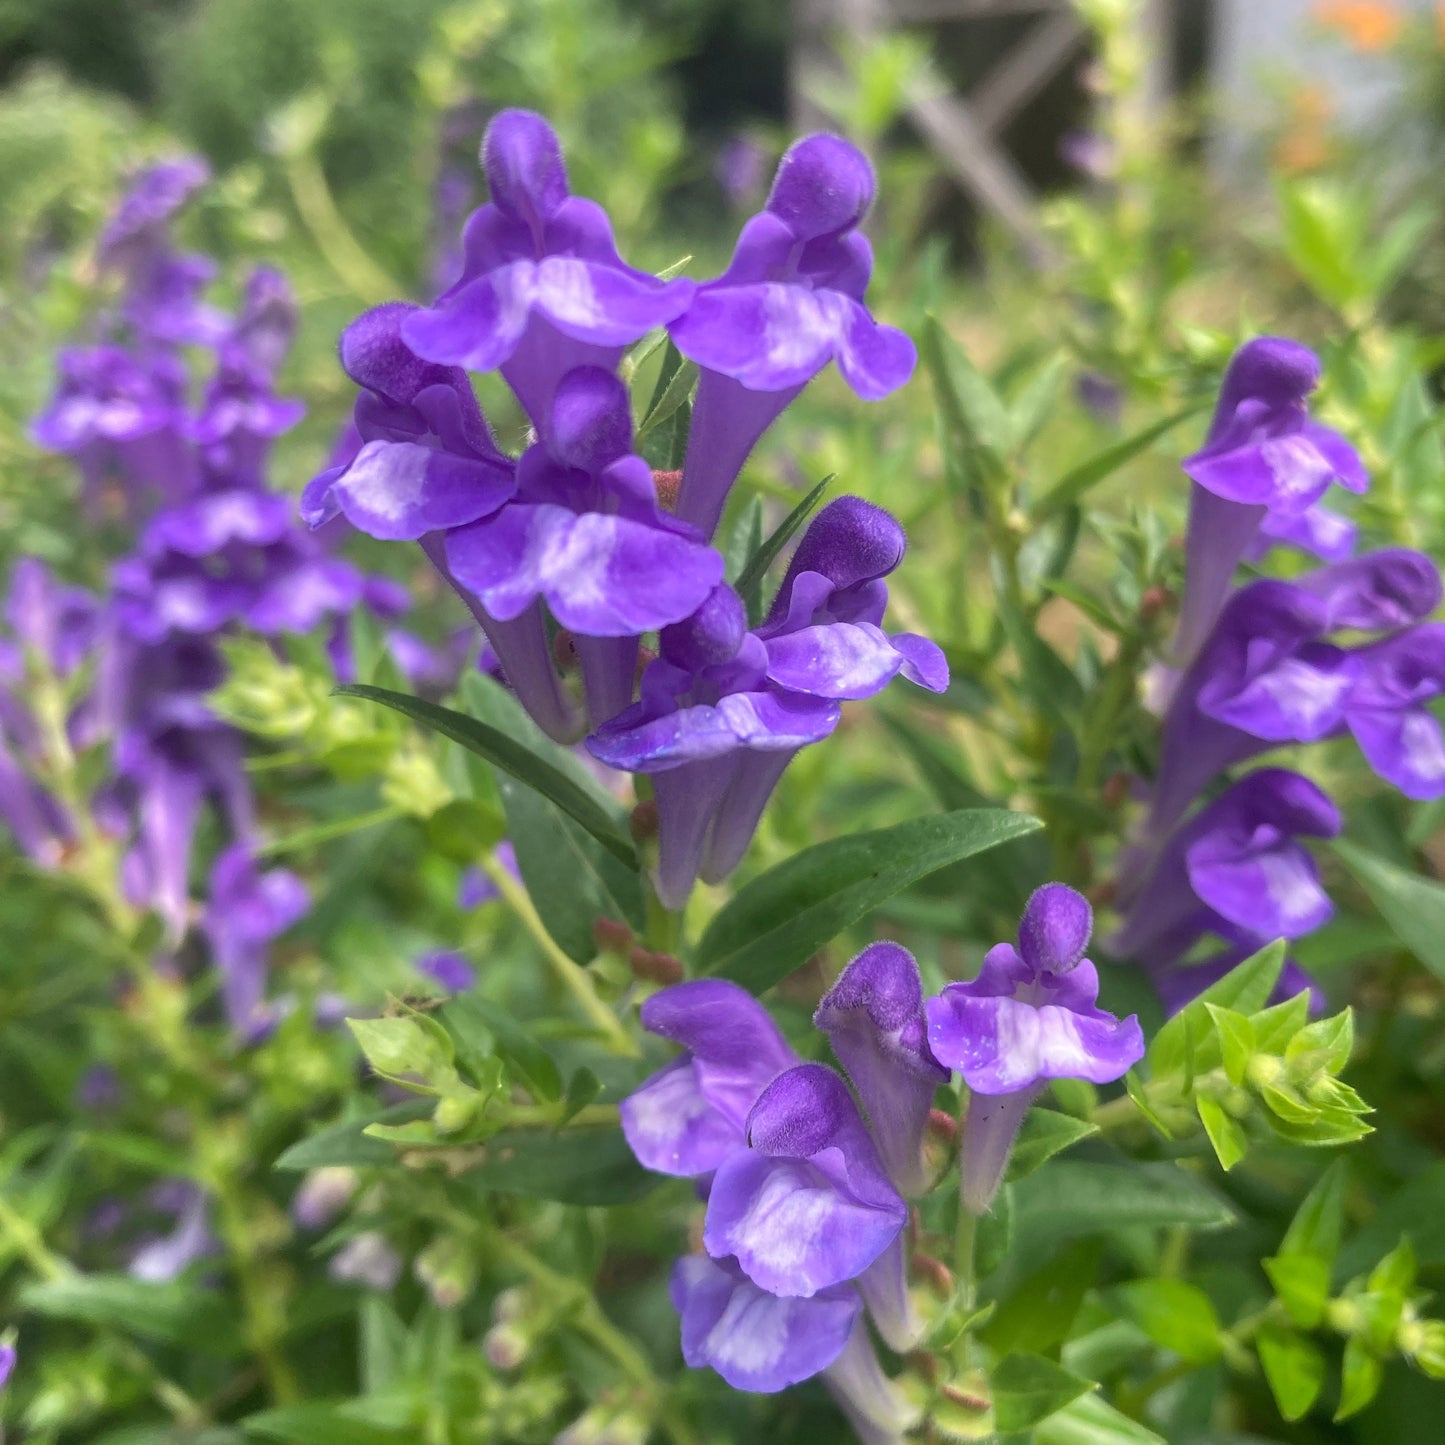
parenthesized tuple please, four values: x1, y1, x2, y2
(1275, 84, 1337, 176)
(1312, 0, 1404, 51)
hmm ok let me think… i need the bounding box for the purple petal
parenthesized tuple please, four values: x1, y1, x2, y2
(1184, 430, 1339, 512)
(445, 504, 722, 635)
(763, 621, 907, 699)
(834, 298, 916, 400)
(890, 633, 949, 692)
(926, 987, 1144, 1093)
(672, 284, 838, 391)
(814, 942, 946, 1196)
(1252, 502, 1358, 562)
(532, 257, 693, 346)
(483, 109, 569, 227)
(1349, 705, 1445, 801)
(1296, 549, 1443, 632)
(621, 1056, 750, 1177)
(403, 268, 534, 372)
(671, 1254, 859, 1392)
(1185, 824, 1334, 941)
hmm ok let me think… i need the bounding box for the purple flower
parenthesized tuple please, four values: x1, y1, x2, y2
(589, 498, 946, 907)
(715, 136, 769, 209)
(203, 845, 307, 1035)
(620, 979, 798, 1178)
(98, 157, 211, 272)
(814, 942, 947, 1197)
(1345, 623, 1445, 799)
(459, 842, 518, 909)
(229, 265, 299, 378)
(1247, 501, 1358, 563)
(444, 365, 724, 726)
(1112, 768, 1341, 976)
(292, 1167, 358, 1230)
(130, 1182, 218, 1282)
(32, 346, 195, 518)
(401, 109, 694, 431)
(417, 949, 476, 994)
(115, 491, 364, 642)
(704, 1062, 907, 1298)
(1060, 129, 1117, 179)
(1173, 338, 1367, 667)
(1148, 550, 1441, 831)
(928, 885, 1142, 1213)
(192, 350, 305, 490)
(0, 1340, 13, 1391)
(670, 1253, 860, 1392)
(669, 135, 915, 538)
(300, 302, 516, 541)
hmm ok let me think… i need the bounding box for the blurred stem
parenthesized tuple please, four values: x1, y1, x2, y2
(282, 149, 404, 305)
(478, 850, 639, 1056)
(952, 1090, 979, 1369)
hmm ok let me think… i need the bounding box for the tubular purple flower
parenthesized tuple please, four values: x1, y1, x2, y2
(926, 885, 1143, 1214)
(1345, 623, 1445, 800)
(300, 303, 516, 540)
(814, 942, 948, 1198)
(330, 1231, 403, 1291)
(823, 1318, 921, 1445)
(704, 1062, 908, 1298)
(1172, 338, 1367, 668)
(203, 845, 308, 1035)
(621, 979, 798, 1178)
(444, 366, 724, 727)
(98, 157, 211, 272)
(401, 109, 694, 431)
(588, 500, 946, 907)
(669, 135, 915, 538)
(670, 1253, 861, 1393)
(1111, 768, 1341, 974)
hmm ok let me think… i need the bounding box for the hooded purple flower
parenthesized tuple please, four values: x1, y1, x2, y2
(927, 884, 1143, 1213)
(1146, 549, 1440, 834)
(32, 346, 195, 518)
(668, 135, 915, 538)
(445, 365, 724, 726)
(300, 302, 516, 541)
(459, 841, 518, 909)
(192, 349, 305, 490)
(1112, 768, 1342, 976)
(203, 845, 308, 1035)
(401, 109, 694, 431)
(115, 490, 364, 642)
(130, 1181, 218, 1282)
(1344, 623, 1445, 800)
(620, 979, 798, 1178)
(588, 498, 946, 908)
(814, 942, 947, 1197)
(1172, 338, 1367, 667)
(670, 1253, 860, 1392)
(1247, 501, 1358, 564)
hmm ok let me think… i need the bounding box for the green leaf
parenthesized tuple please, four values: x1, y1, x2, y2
(1335, 1337, 1384, 1421)
(733, 474, 834, 623)
(1032, 1390, 1166, 1444)
(1337, 1163, 1445, 1277)
(348, 1016, 454, 1089)
(1034, 406, 1203, 520)
(1256, 1321, 1325, 1422)
(635, 346, 696, 440)
(1196, 1094, 1248, 1172)
(990, 1353, 1094, 1433)
(982, 1240, 1101, 1358)
(1006, 1108, 1099, 1182)
(243, 1404, 412, 1444)
(273, 1101, 433, 1171)
(1263, 1254, 1331, 1329)
(336, 683, 636, 867)
(695, 809, 1042, 991)
(1008, 353, 1068, 451)
(442, 995, 561, 1103)
(1149, 941, 1286, 1080)
(1012, 1161, 1236, 1249)
(1107, 1279, 1222, 1364)
(20, 1275, 243, 1356)
(1279, 1159, 1347, 1267)
(559, 1066, 603, 1126)
(358, 1296, 408, 1396)
(922, 313, 1013, 473)
(1206, 1005, 1256, 1087)
(451, 1127, 657, 1206)
(1332, 839, 1445, 982)
(1124, 1072, 1172, 1138)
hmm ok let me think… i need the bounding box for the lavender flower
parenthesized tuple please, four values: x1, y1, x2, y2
(0, 1340, 15, 1391)
(1172, 338, 1367, 668)
(130, 1182, 218, 1282)
(927, 885, 1144, 1213)
(401, 108, 694, 432)
(1344, 624, 1445, 799)
(444, 365, 724, 726)
(330, 1231, 403, 1291)
(814, 942, 948, 1197)
(203, 845, 308, 1036)
(589, 498, 947, 908)
(669, 135, 915, 538)
(1112, 768, 1342, 979)
(417, 949, 476, 994)
(292, 1167, 358, 1231)
(620, 979, 798, 1177)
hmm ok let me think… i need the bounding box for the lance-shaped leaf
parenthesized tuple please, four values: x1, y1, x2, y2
(695, 809, 1042, 992)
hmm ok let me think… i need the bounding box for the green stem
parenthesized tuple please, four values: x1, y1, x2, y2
(479, 851, 639, 1057)
(282, 150, 404, 304)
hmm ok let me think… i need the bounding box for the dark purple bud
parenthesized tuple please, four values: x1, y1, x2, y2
(766, 135, 875, 241)
(779, 496, 905, 597)
(547, 366, 633, 471)
(482, 109, 569, 230)
(339, 302, 463, 406)
(1018, 884, 1093, 976)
